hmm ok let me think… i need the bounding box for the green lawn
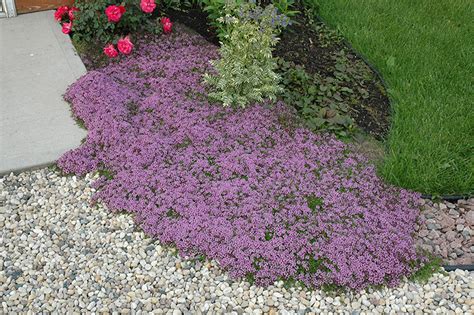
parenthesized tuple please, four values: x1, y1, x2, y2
(314, 0, 474, 195)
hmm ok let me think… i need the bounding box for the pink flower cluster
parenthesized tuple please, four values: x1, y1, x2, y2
(59, 30, 424, 290)
(140, 0, 156, 14)
(103, 36, 134, 58)
(54, 5, 79, 34)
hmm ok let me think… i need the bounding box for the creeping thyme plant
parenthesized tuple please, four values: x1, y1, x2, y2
(204, 1, 290, 108)
(60, 31, 425, 291)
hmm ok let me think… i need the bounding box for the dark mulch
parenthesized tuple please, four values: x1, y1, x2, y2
(274, 15, 390, 139)
(166, 7, 219, 46)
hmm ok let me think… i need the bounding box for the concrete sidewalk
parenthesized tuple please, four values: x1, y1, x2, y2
(0, 11, 87, 174)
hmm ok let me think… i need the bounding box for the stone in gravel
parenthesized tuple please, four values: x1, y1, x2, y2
(462, 228, 471, 238)
(418, 229, 429, 238)
(440, 214, 456, 229)
(466, 211, 474, 226)
(446, 231, 457, 242)
(428, 230, 440, 240)
(449, 209, 460, 218)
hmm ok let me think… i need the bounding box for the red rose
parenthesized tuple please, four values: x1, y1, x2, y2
(54, 6, 69, 21)
(117, 36, 134, 55)
(105, 5, 126, 23)
(160, 17, 172, 34)
(163, 22, 172, 34)
(162, 21, 172, 34)
(62, 21, 72, 34)
(140, 0, 156, 14)
(103, 44, 119, 58)
(68, 7, 79, 20)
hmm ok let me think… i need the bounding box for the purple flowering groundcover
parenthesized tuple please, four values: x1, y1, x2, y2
(59, 29, 424, 290)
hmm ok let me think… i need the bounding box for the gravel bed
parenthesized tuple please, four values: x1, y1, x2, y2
(1, 169, 473, 314)
(416, 199, 474, 265)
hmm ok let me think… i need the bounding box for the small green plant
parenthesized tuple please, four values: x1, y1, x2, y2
(161, 0, 195, 10)
(166, 208, 181, 219)
(409, 255, 443, 283)
(277, 58, 355, 136)
(204, 1, 287, 108)
(306, 195, 323, 213)
(300, 0, 320, 21)
(264, 228, 274, 240)
(245, 272, 256, 285)
(98, 168, 114, 180)
(272, 0, 299, 18)
(201, 0, 245, 41)
(321, 283, 346, 294)
(307, 255, 333, 274)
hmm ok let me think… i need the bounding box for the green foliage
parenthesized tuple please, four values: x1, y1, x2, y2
(166, 208, 181, 219)
(306, 195, 323, 213)
(307, 256, 325, 273)
(277, 58, 354, 136)
(97, 168, 114, 180)
(74, 116, 87, 130)
(161, 0, 189, 9)
(264, 228, 274, 241)
(321, 283, 346, 294)
(201, 0, 245, 41)
(161, 0, 206, 10)
(409, 255, 443, 283)
(272, 0, 299, 17)
(245, 272, 256, 285)
(311, 22, 344, 47)
(72, 0, 161, 45)
(204, 1, 284, 108)
(299, 0, 320, 20)
(71, 0, 111, 43)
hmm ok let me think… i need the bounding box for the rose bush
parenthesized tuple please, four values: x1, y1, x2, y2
(54, 0, 171, 58)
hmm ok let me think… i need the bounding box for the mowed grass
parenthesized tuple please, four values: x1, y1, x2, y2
(314, 0, 474, 195)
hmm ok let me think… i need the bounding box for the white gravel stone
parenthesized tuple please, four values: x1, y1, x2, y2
(1, 168, 473, 314)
